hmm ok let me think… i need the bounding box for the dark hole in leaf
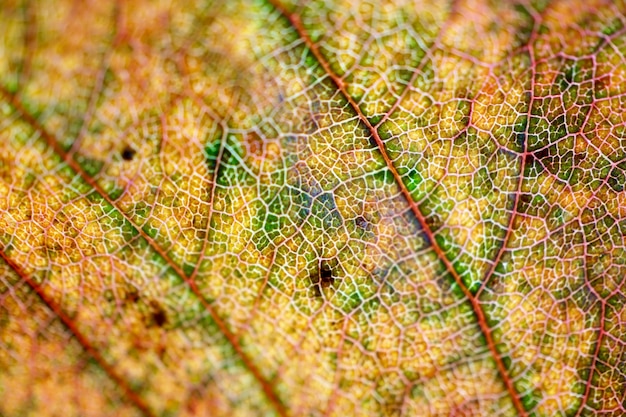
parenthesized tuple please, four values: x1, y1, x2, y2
(311, 259, 338, 297)
(153, 310, 167, 327)
(369, 136, 378, 148)
(121, 146, 136, 161)
(149, 301, 167, 327)
(320, 262, 333, 284)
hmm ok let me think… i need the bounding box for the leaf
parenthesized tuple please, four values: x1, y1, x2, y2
(1, 0, 625, 416)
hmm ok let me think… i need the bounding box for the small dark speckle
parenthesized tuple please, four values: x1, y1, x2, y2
(515, 132, 526, 149)
(369, 136, 378, 148)
(150, 301, 167, 327)
(355, 216, 372, 231)
(520, 193, 533, 205)
(121, 146, 136, 161)
(424, 213, 442, 231)
(153, 310, 167, 327)
(125, 290, 140, 303)
(311, 259, 338, 297)
(531, 146, 551, 161)
(320, 262, 333, 285)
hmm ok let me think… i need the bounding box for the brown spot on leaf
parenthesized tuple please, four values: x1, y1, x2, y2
(520, 193, 532, 204)
(311, 259, 338, 297)
(320, 262, 333, 285)
(355, 215, 372, 231)
(125, 289, 140, 303)
(245, 131, 264, 157)
(424, 213, 442, 231)
(149, 300, 167, 327)
(529, 146, 550, 163)
(121, 145, 136, 161)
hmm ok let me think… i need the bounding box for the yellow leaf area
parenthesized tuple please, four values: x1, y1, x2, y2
(0, 258, 142, 417)
(0, 0, 625, 417)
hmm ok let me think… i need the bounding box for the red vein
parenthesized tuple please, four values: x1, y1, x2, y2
(0, 249, 155, 417)
(266, 2, 528, 416)
(0, 86, 288, 417)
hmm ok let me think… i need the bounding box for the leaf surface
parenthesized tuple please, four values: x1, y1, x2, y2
(1, 0, 625, 416)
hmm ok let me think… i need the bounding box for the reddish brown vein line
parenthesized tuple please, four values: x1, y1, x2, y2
(0, 249, 155, 417)
(267, 2, 528, 416)
(0, 86, 288, 417)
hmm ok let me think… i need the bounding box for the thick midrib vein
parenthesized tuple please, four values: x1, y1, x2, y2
(0, 86, 288, 417)
(0, 250, 155, 417)
(267, 2, 528, 416)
